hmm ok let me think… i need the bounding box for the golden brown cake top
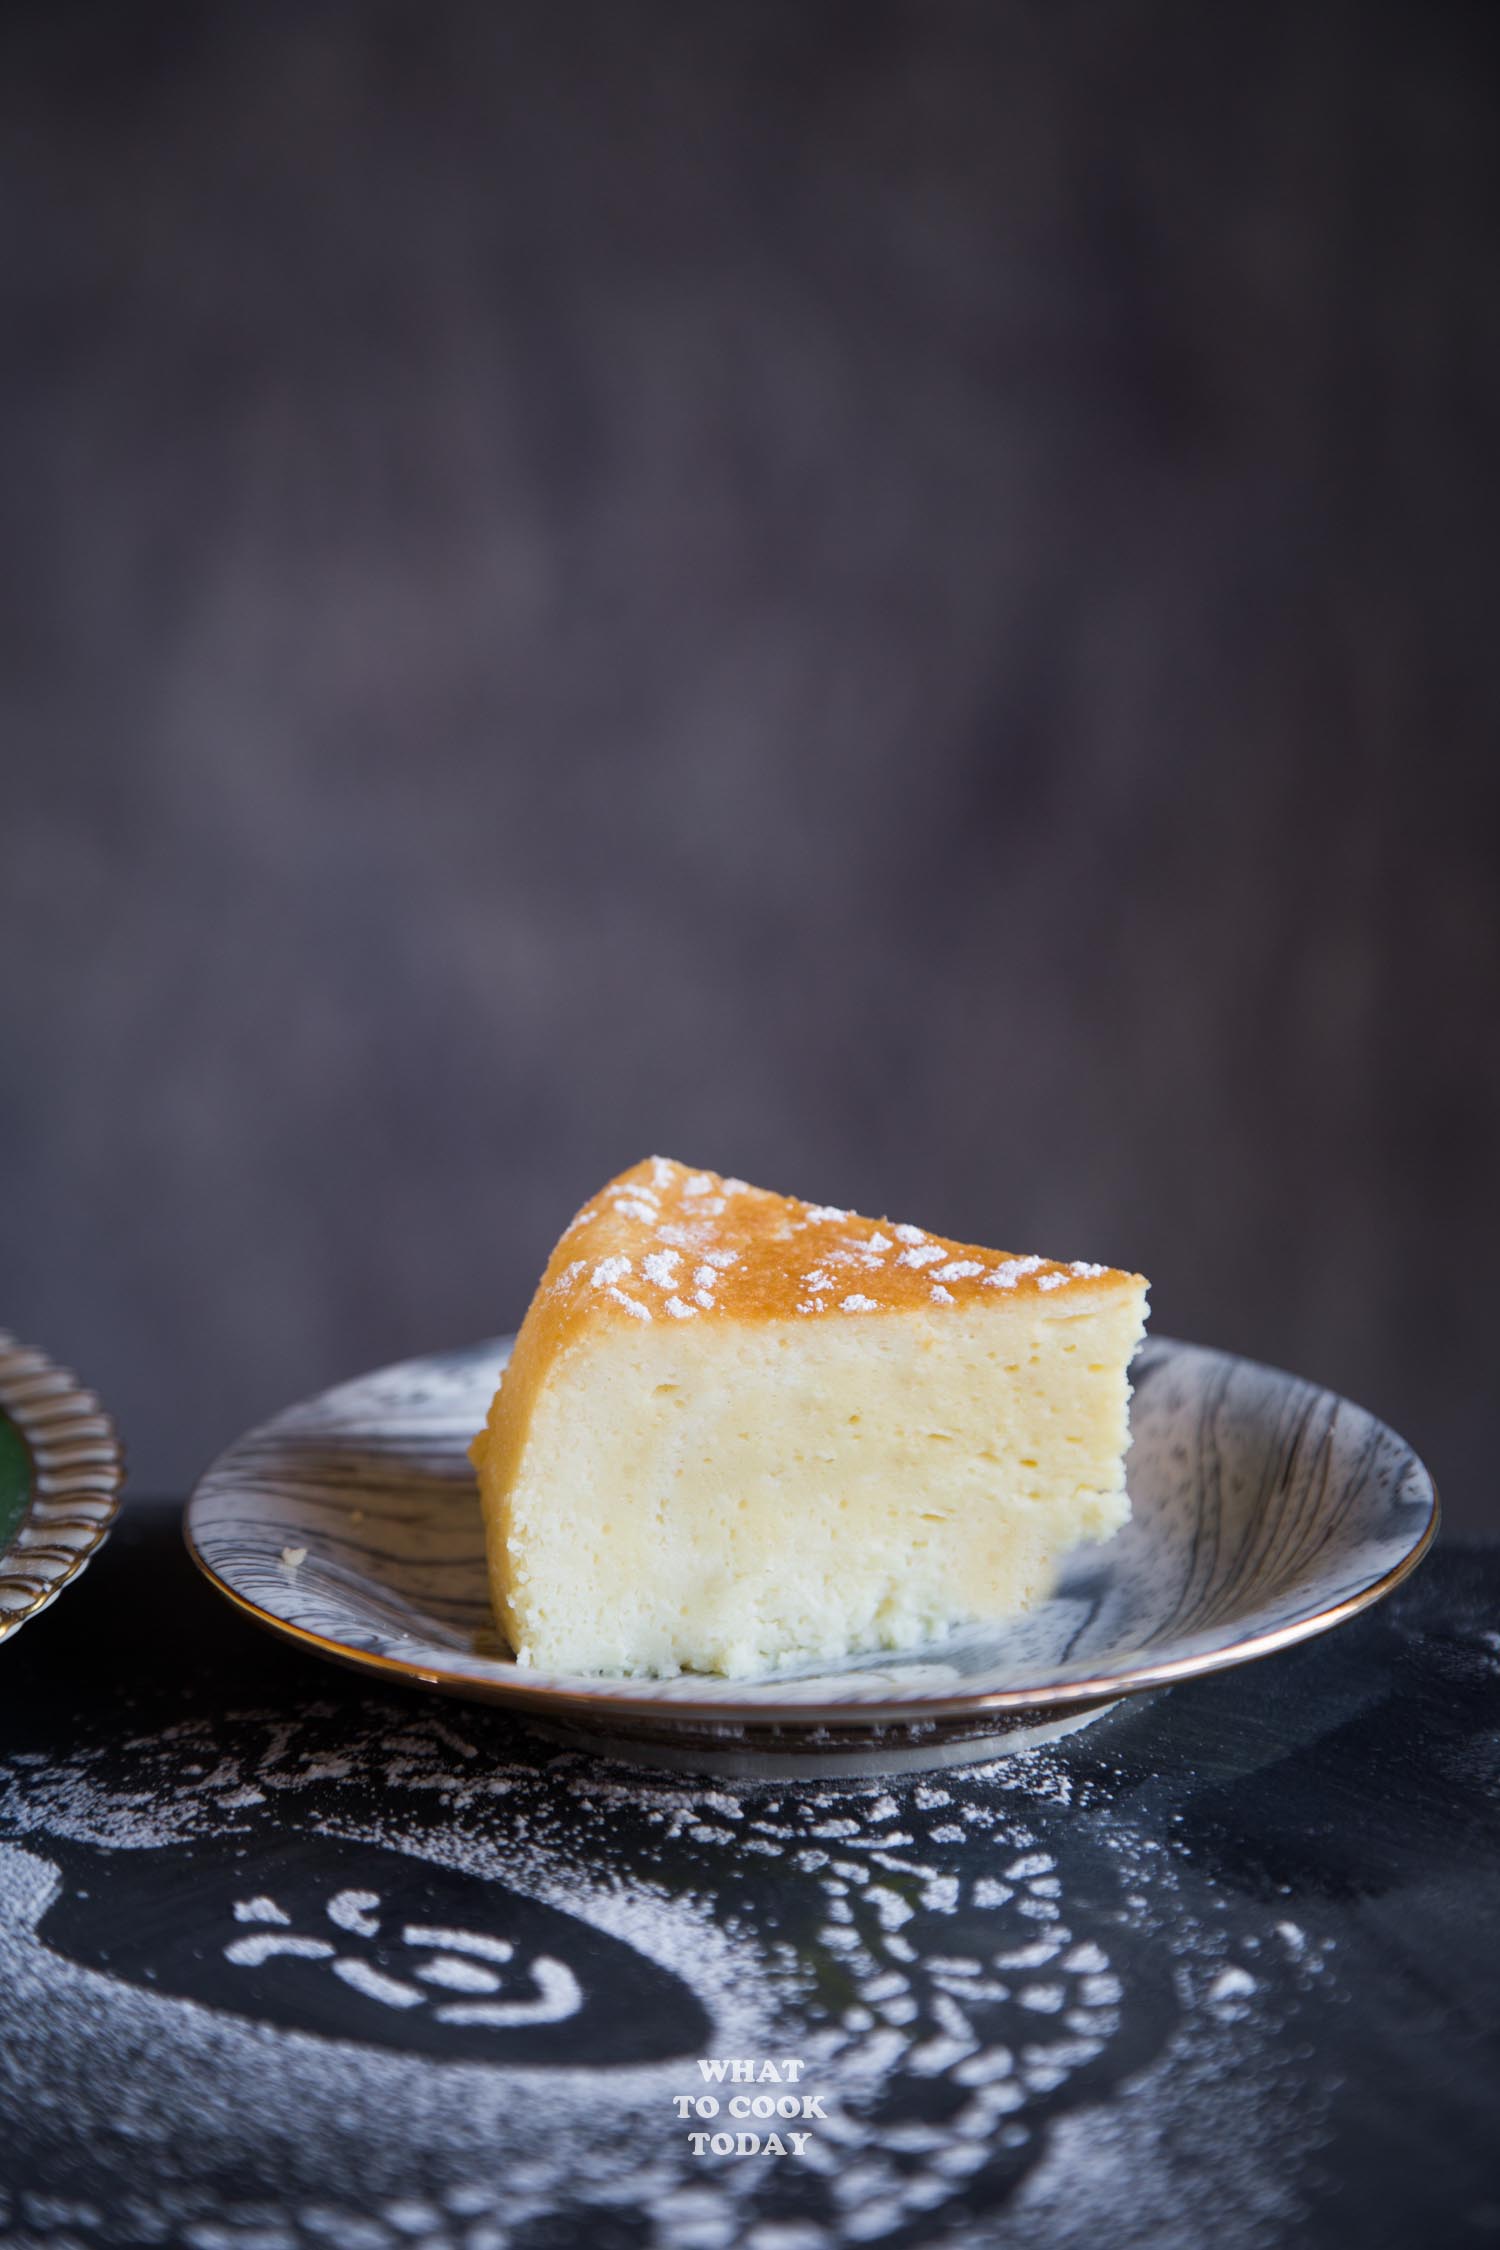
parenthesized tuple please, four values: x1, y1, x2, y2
(523, 1158, 1142, 1346)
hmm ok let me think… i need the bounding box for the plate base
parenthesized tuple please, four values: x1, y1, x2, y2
(521, 1698, 1122, 1780)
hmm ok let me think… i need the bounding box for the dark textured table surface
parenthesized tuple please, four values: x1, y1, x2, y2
(1, 1498, 1496, 2250)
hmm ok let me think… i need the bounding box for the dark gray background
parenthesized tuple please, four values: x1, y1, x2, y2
(3, 1, 1497, 1523)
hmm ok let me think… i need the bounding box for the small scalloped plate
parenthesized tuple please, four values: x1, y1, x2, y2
(185, 1335, 1436, 1776)
(0, 1331, 126, 1643)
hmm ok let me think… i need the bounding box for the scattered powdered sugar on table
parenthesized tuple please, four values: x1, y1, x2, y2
(0, 1697, 1340, 2250)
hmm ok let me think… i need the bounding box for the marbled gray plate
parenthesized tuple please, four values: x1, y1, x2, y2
(184, 1335, 1436, 1774)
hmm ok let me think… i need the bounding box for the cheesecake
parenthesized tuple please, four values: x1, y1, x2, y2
(470, 1159, 1148, 1678)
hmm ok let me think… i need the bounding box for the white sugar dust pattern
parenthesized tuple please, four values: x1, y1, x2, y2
(0, 1702, 1340, 2250)
(225, 1887, 582, 2026)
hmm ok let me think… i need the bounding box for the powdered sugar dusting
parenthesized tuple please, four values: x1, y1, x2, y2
(985, 1256, 1046, 1291)
(537, 1160, 1135, 1332)
(0, 1695, 1338, 2250)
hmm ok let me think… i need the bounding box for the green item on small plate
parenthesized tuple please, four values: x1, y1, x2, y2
(0, 1411, 31, 1551)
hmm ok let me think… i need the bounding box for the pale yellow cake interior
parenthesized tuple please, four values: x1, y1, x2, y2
(470, 1157, 1148, 1678)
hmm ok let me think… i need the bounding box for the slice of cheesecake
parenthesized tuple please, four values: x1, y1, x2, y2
(470, 1158, 1149, 1678)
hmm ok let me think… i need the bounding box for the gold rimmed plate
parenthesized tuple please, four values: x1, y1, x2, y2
(183, 1335, 1436, 1776)
(0, 1330, 126, 1643)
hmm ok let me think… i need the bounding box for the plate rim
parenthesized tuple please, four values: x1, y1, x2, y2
(0, 1329, 127, 1643)
(182, 1334, 1439, 1725)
